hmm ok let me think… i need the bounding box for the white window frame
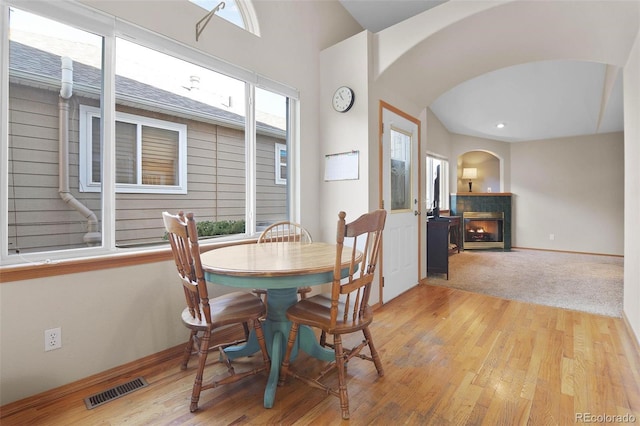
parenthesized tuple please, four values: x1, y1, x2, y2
(275, 142, 287, 185)
(79, 105, 187, 194)
(0, 0, 300, 264)
(426, 154, 450, 211)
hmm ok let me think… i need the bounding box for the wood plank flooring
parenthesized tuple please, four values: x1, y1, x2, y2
(3, 284, 640, 425)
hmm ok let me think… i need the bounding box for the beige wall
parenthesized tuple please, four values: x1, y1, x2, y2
(447, 131, 624, 255)
(510, 132, 624, 255)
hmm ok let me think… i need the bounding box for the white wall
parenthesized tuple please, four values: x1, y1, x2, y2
(511, 132, 624, 255)
(0, 261, 182, 403)
(426, 108, 451, 157)
(318, 31, 372, 243)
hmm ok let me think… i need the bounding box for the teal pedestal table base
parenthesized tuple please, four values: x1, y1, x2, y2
(208, 281, 334, 408)
(204, 256, 342, 409)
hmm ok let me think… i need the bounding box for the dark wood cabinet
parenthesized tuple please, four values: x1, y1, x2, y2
(427, 217, 451, 279)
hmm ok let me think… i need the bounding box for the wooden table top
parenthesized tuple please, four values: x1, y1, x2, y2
(200, 242, 358, 288)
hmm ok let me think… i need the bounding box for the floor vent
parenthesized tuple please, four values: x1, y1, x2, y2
(84, 377, 148, 409)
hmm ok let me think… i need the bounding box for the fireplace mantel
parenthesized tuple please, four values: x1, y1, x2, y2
(450, 193, 512, 250)
(450, 192, 512, 196)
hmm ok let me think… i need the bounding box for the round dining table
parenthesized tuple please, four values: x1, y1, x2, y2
(200, 241, 358, 409)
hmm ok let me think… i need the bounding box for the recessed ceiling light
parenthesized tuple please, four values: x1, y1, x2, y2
(496, 123, 505, 129)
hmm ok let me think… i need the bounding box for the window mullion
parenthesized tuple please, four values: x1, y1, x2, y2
(101, 34, 117, 251)
(0, 4, 9, 259)
(245, 83, 256, 236)
(136, 123, 142, 185)
(287, 98, 299, 221)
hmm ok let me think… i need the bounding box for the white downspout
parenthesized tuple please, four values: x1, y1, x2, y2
(58, 57, 101, 245)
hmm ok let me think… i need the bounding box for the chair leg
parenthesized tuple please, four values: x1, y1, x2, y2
(181, 330, 197, 370)
(190, 330, 211, 412)
(253, 319, 270, 373)
(333, 334, 350, 420)
(279, 322, 299, 386)
(363, 326, 384, 376)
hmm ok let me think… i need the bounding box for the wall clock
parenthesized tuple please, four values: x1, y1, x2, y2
(332, 86, 355, 113)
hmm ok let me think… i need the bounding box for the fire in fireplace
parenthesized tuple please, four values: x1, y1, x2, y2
(463, 212, 505, 250)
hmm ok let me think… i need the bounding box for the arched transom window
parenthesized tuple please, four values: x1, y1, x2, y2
(189, 0, 260, 36)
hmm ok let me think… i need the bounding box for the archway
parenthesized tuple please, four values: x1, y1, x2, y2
(457, 150, 502, 194)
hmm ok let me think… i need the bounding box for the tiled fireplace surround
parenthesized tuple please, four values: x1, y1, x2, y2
(450, 193, 512, 250)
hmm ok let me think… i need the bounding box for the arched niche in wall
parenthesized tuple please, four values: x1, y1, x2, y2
(457, 151, 501, 193)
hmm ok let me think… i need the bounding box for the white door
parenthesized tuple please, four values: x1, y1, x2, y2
(381, 105, 420, 303)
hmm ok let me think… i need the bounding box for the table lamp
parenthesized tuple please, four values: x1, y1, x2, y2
(462, 168, 477, 192)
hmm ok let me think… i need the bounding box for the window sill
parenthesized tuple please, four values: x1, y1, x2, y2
(0, 239, 257, 283)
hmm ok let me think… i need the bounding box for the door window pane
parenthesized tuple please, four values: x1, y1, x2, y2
(390, 128, 412, 211)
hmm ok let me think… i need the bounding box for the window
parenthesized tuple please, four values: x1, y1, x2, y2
(5, 6, 105, 254)
(189, 0, 260, 36)
(1, 3, 297, 262)
(274, 143, 287, 185)
(426, 155, 450, 212)
(79, 106, 187, 193)
(255, 88, 289, 226)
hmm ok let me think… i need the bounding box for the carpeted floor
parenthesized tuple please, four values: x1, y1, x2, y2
(427, 248, 624, 317)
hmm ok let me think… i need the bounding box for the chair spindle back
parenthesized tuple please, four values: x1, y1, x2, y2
(331, 209, 387, 328)
(258, 221, 313, 244)
(163, 211, 211, 324)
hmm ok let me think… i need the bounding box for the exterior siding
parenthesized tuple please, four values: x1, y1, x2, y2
(257, 135, 288, 223)
(8, 84, 96, 253)
(8, 83, 286, 252)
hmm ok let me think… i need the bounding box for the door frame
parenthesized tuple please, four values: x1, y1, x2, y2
(378, 100, 422, 304)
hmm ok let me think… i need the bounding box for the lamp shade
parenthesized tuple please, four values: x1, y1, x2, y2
(462, 168, 477, 179)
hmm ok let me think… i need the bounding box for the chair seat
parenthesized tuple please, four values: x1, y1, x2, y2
(182, 291, 266, 329)
(285, 294, 373, 334)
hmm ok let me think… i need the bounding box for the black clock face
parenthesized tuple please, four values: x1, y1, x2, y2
(333, 86, 354, 112)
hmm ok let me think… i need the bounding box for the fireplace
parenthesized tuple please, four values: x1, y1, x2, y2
(451, 193, 512, 250)
(463, 212, 504, 250)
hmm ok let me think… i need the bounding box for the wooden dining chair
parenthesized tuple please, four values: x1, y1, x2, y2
(278, 209, 387, 419)
(253, 221, 313, 302)
(162, 211, 270, 412)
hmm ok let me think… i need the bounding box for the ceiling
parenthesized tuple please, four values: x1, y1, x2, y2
(339, 0, 624, 143)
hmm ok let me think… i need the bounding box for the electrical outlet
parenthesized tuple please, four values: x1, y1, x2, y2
(45, 327, 62, 351)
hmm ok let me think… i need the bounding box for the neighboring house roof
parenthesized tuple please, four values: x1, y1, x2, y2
(9, 41, 284, 136)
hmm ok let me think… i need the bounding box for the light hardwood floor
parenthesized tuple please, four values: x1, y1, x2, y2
(3, 284, 640, 425)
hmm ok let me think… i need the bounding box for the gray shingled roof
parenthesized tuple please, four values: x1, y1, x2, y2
(9, 41, 284, 135)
